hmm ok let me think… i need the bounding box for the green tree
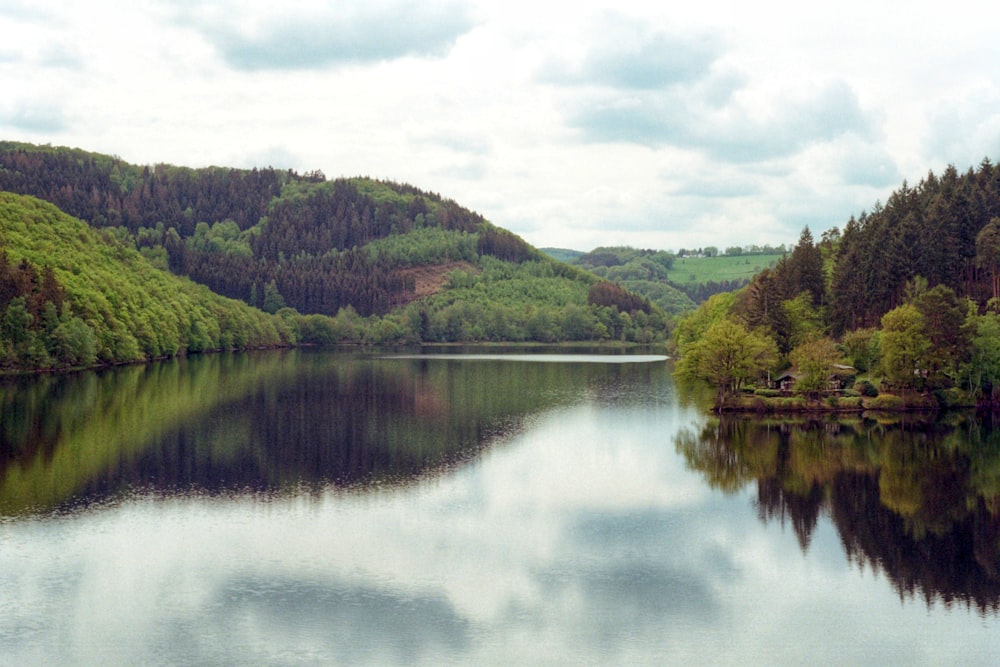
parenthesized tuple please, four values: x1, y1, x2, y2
(788, 337, 842, 397)
(962, 312, 1000, 401)
(675, 318, 778, 398)
(561, 304, 593, 341)
(912, 283, 968, 384)
(839, 327, 880, 373)
(976, 217, 1000, 302)
(52, 316, 98, 366)
(262, 280, 286, 314)
(880, 304, 931, 391)
(2, 296, 33, 349)
(787, 226, 826, 305)
(671, 292, 737, 354)
(781, 291, 826, 352)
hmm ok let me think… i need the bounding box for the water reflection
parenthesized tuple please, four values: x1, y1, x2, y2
(0, 350, 669, 516)
(3, 353, 999, 665)
(675, 413, 1000, 614)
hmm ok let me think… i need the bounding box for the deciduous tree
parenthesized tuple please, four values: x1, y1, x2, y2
(675, 318, 778, 398)
(880, 304, 931, 391)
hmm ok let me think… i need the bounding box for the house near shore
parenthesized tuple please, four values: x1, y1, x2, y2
(775, 364, 857, 394)
(776, 370, 800, 392)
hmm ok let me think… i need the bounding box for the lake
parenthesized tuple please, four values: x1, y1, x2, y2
(2, 348, 999, 665)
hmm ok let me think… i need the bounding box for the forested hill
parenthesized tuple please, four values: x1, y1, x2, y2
(671, 157, 1000, 408)
(0, 141, 667, 365)
(0, 192, 290, 369)
(0, 141, 525, 318)
(830, 159, 1000, 332)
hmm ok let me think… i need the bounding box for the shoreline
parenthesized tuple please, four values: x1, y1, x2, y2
(714, 391, 982, 413)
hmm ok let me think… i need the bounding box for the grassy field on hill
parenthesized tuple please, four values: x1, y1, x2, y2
(670, 253, 784, 286)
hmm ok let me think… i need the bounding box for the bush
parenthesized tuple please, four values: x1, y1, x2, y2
(778, 396, 808, 410)
(833, 396, 863, 409)
(857, 380, 879, 397)
(754, 388, 781, 398)
(933, 387, 975, 408)
(865, 394, 904, 410)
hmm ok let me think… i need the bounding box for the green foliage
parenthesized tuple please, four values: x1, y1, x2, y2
(588, 281, 653, 314)
(671, 291, 738, 354)
(781, 291, 827, 351)
(960, 312, 1000, 400)
(785, 227, 826, 306)
(830, 162, 1000, 332)
(840, 328, 880, 372)
(976, 217, 1000, 301)
(856, 380, 879, 397)
(570, 246, 768, 316)
(0, 193, 289, 371)
(754, 388, 782, 398)
(911, 283, 969, 384)
(866, 394, 905, 410)
(51, 314, 98, 366)
(674, 317, 779, 397)
(0, 141, 662, 347)
(188, 219, 253, 257)
(409, 255, 665, 344)
(610, 279, 695, 317)
(262, 280, 286, 314)
(788, 337, 842, 396)
(879, 304, 931, 390)
(364, 227, 477, 267)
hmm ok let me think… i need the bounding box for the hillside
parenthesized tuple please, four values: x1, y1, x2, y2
(540, 248, 584, 264)
(668, 253, 784, 288)
(0, 192, 289, 369)
(0, 141, 512, 317)
(672, 158, 1000, 408)
(0, 142, 669, 366)
(542, 246, 783, 318)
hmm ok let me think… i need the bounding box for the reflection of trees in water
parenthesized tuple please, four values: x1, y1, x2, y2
(2, 352, 656, 515)
(756, 477, 825, 552)
(676, 413, 1000, 614)
(832, 473, 1000, 615)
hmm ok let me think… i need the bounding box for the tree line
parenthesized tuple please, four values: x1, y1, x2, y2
(0, 143, 542, 319)
(673, 159, 1000, 406)
(0, 141, 670, 371)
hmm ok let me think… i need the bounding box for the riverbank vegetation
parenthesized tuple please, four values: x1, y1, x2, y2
(673, 158, 1000, 411)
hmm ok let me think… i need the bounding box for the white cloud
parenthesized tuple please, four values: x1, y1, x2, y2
(540, 14, 723, 91)
(1, 0, 999, 251)
(193, 2, 479, 70)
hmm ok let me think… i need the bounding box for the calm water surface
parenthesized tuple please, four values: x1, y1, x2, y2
(1, 349, 999, 665)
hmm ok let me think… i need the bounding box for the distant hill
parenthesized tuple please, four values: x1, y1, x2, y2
(540, 247, 584, 264)
(0, 141, 669, 368)
(540, 246, 783, 318)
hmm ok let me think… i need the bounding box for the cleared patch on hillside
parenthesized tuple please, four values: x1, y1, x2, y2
(390, 261, 479, 307)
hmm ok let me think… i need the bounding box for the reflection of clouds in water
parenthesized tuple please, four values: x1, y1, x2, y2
(5, 368, 1000, 665)
(205, 576, 471, 665)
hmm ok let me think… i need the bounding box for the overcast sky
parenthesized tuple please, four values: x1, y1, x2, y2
(3, 0, 999, 252)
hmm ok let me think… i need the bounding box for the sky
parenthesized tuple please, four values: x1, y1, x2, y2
(2, 0, 1000, 252)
